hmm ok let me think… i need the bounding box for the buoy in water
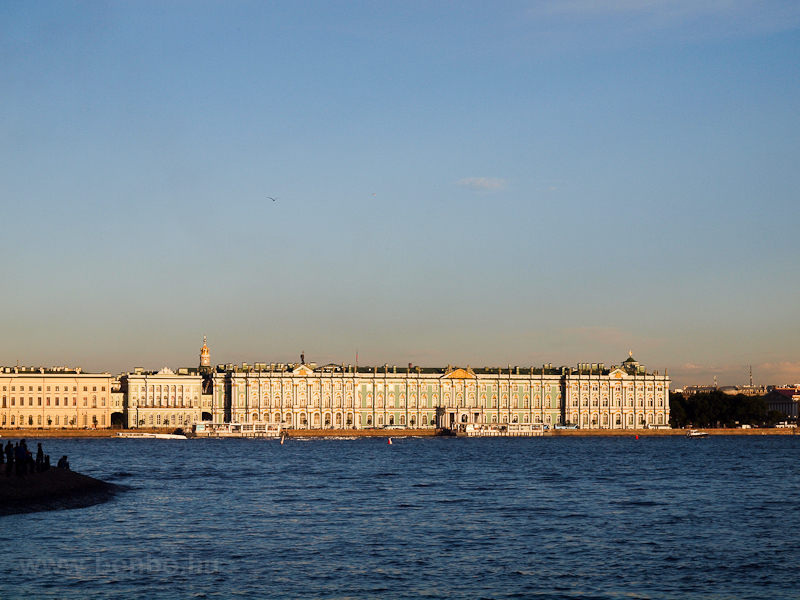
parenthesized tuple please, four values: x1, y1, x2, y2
(388, 438, 393, 445)
(635, 435, 639, 440)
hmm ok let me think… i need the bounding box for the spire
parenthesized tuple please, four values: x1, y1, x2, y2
(200, 336, 211, 368)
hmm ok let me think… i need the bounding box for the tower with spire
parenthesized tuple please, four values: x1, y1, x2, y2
(200, 336, 211, 371)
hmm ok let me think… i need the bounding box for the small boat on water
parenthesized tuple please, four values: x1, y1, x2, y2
(686, 430, 709, 438)
(117, 432, 187, 440)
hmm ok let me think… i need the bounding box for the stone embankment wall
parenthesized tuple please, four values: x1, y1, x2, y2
(551, 428, 796, 436)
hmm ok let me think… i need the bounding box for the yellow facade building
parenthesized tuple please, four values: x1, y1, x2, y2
(0, 367, 113, 429)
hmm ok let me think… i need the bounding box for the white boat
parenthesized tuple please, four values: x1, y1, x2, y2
(460, 423, 547, 437)
(192, 422, 281, 438)
(686, 430, 709, 438)
(117, 432, 187, 440)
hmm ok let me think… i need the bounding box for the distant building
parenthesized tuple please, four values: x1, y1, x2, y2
(763, 386, 800, 420)
(119, 338, 214, 428)
(120, 367, 203, 428)
(0, 366, 113, 429)
(680, 385, 718, 396)
(209, 353, 670, 430)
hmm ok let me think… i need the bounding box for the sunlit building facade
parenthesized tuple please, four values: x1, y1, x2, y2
(210, 354, 670, 430)
(0, 366, 113, 429)
(121, 367, 203, 428)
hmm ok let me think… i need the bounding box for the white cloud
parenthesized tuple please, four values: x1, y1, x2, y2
(456, 177, 508, 191)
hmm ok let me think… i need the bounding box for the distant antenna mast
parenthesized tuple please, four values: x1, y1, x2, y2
(750, 366, 753, 388)
(713, 375, 717, 388)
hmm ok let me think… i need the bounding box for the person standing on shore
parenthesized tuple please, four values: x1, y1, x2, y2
(15, 442, 26, 477)
(4, 441, 13, 477)
(35, 443, 44, 473)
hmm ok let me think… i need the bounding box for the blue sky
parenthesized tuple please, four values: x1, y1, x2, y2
(1, 1, 798, 388)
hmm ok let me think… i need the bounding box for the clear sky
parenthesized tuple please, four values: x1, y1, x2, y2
(1, 1, 798, 388)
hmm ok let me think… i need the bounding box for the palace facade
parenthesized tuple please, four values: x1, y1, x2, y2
(120, 367, 205, 428)
(0, 366, 113, 429)
(0, 339, 670, 430)
(210, 353, 670, 430)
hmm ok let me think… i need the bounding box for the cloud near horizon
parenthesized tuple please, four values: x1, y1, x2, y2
(456, 177, 508, 191)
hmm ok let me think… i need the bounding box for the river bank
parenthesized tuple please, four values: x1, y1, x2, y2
(1, 426, 795, 439)
(0, 467, 126, 516)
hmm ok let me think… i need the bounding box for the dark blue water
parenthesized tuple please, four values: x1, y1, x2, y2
(1, 435, 798, 599)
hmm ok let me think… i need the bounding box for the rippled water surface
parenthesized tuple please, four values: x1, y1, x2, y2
(1, 435, 798, 599)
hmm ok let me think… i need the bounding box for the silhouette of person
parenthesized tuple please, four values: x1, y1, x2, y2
(4, 441, 13, 477)
(36, 443, 44, 473)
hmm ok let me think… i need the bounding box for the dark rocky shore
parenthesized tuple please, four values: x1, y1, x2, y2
(0, 468, 126, 516)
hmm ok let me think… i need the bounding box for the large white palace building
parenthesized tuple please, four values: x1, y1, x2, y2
(0, 339, 670, 430)
(210, 350, 670, 430)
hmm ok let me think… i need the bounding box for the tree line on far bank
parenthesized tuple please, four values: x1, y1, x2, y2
(669, 391, 786, 428)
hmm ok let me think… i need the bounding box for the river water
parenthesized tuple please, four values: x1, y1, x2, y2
(1, 435, 798, 599)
